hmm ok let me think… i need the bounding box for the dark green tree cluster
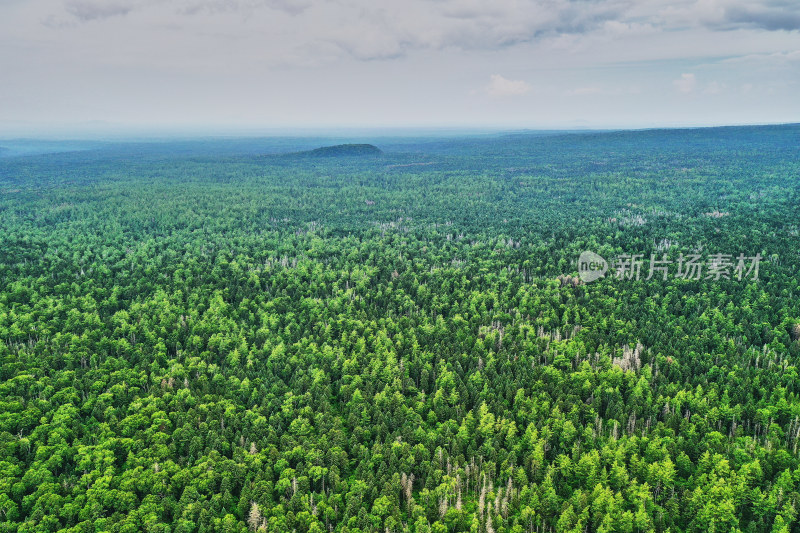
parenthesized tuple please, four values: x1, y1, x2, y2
(1, 125, 799, 532)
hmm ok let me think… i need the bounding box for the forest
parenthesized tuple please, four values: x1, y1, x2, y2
(1, 124, 799, 532)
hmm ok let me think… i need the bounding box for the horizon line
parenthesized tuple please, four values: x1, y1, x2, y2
(2, 120, 799, 142)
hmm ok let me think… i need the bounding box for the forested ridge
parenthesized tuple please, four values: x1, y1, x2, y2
(1, 125, 800, 532)
(286, 144, 383, 158)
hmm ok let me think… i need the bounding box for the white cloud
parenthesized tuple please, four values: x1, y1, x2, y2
(704, 81, 725, 94)
(568, 85, 642, 96)
(570, 86, 603, 95)
(722, 49, 800, 65)
(486, 74, 531, 97)
(673, 73, 697, 93)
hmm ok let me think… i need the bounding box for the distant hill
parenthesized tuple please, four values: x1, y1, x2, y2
(0, 139, 105, 158)
(291, 144, 383, 158)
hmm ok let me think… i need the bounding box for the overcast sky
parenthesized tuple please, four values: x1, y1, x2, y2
(1, 0, 799, 134)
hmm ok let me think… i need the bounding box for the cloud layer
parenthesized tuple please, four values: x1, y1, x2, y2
(46, 0, 800, 59)
(0, 0, 798, 129)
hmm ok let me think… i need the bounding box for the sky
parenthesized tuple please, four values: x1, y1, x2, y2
(1, 0, 800, 134)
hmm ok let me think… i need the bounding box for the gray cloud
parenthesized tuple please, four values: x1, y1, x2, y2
(724, 3, 800, 31)
(65, 1, 139, 21)
(51, 0, 632, 59)
(51, 0, 800, 61)
(181, 0, 312, 16)
(669, 0, 800, 32)
(62, 0, 310, 22)
(313, 0, 634, 60)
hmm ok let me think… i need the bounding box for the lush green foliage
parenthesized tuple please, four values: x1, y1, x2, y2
(1, 125, 799, 532)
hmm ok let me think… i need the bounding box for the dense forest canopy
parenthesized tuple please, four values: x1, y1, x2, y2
(1, 125, 799, 532)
